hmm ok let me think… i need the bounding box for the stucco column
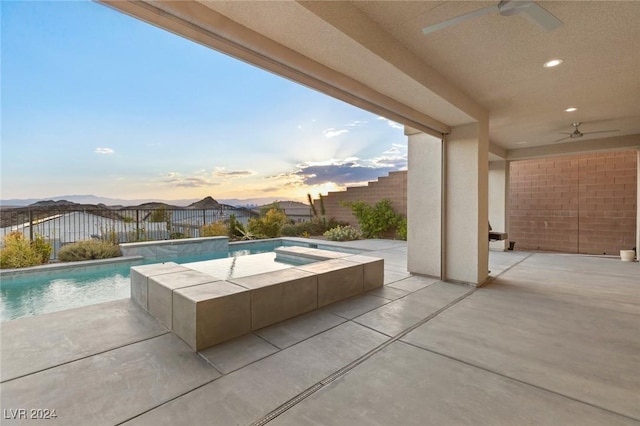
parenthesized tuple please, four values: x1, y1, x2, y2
(407, 128, 442, 277)
(406, 122, 490, 286)
(489, 160, 510, 251)
(445, 122, 489, 285)
(636, 149, 639, 259)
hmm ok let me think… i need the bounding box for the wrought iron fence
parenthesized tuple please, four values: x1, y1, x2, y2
(0, 205, 258, 260)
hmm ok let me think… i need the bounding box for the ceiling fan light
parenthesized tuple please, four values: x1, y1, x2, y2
(543, 59, 563, 68)
(565, 107, 578, 112)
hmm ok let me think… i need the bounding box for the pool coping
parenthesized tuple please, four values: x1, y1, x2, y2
(0, 237, 369, 283)
(0, 255, 146, 280)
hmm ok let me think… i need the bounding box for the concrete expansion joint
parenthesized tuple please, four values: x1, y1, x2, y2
(403, 343, 640, 424)
(0, 331, 171, 385)
(250, 284, 477, 425)
(115, 372, 224, 426)
(483, 252, 535, 286)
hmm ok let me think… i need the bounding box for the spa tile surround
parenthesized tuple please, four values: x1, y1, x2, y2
(131, 248, 384, 351)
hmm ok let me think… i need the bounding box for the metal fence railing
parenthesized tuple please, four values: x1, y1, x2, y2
(0, 206, 258, 260)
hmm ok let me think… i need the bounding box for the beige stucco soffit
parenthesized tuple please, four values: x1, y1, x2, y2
(99, 0, 449, 137)
(489, 142, 507, 160)
(298, 1, 488, 125)
(507, 134, 640, 160)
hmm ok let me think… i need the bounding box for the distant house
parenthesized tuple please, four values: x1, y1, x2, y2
(0, 211, 169, 257)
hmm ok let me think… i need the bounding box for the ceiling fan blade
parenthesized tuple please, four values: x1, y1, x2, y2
(520, 2, 563, 32)
(584, 129, 620, 135)
(554, 136, 572, 143)
(422, 5, 498, 35)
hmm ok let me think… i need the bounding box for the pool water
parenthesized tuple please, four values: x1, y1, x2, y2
(0, 241, 309, 322)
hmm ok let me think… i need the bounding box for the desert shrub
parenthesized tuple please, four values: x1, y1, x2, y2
(58, 240, 121, 262)
(281, 224, 303, 237)
(326, 218, 349, 230)
(396, 217, 407, 241)
(235, 224, 256, 240)
(31, 234, 53, 264)
(281, 217, 349, 237)
(344, 199, 401, 238)
(149, 206, 171, 223)
(201, 221, 228, 237)
(228, 214, 243, 239)
(323, 225, 361, 242)
(169, 232, 188, 239)
(248, 207, 288, 238)
(0, 232, 52, 269)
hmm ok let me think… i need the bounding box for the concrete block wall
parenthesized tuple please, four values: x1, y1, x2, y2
(509, 150, 637, 255)
(316, 171, 407, 225)
(316, 151, 636, 254)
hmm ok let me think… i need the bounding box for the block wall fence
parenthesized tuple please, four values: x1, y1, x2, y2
(317, 151, 637, 254)
(314, 171, 407, 225)
(509, 150, 637, 255)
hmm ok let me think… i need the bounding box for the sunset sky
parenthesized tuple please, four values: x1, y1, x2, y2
(1, 1, 407, 204)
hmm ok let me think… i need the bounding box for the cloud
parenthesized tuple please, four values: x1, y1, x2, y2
(383, 146, 401, 154)
(376, 116, 403, 130)
(260, 187, 281, 193)
(322, 128, 349, 138)
(163, 172, 220, 188)
(177, 178, 215, 188)
(372, 156, 405, 167)
(214, 169, 253, 178)
(95, 147, 114, 154)
(347, 120, 367, 127)
(295, 161, 398, 186)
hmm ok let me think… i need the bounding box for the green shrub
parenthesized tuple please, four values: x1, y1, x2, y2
(235, 225, 256, 240)
(169, 232, 188, 239)
(248, 207, 288, 238)
(149, 206, 171, 223)
(228, 214, 243, 239)
(344, 199, 401, 238)
(0, 232, 52, 269)
(201, 221, 228, 237)
(323, 225, 362, 242)
(31, 234, 53, 263)
(58, 240, 121, 262)
(396, 217, 407, 241)
(281, 223, 303, 237)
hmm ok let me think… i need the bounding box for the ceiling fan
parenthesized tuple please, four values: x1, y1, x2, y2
(422, 1, 563, 35)
(555, 122, 620, 143)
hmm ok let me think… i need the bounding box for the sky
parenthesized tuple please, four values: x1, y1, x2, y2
(1, 1, 407, 204)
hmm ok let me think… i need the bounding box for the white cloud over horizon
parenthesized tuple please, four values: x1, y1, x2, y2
(214, 169, 254, 178)
(95, 147, 114, 154)
(376, 116, 403, 130)
(268, 142, 407, 188)
(322, 128, 349, 138)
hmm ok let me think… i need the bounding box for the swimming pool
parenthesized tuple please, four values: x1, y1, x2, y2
(0, 240, 347, 322)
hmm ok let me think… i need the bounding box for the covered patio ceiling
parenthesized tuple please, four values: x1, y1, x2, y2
(101, 1, 640, 160)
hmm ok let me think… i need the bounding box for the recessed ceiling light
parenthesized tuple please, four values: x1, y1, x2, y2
(565, 107, 578, 112)
(543, 59, 563, 68)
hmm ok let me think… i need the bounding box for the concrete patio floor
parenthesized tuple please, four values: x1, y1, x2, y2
(1, 239, 638, 425)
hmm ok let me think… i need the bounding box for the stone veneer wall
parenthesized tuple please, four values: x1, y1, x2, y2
(509, 150, 637, 255)
(316, 171, 407, 226)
